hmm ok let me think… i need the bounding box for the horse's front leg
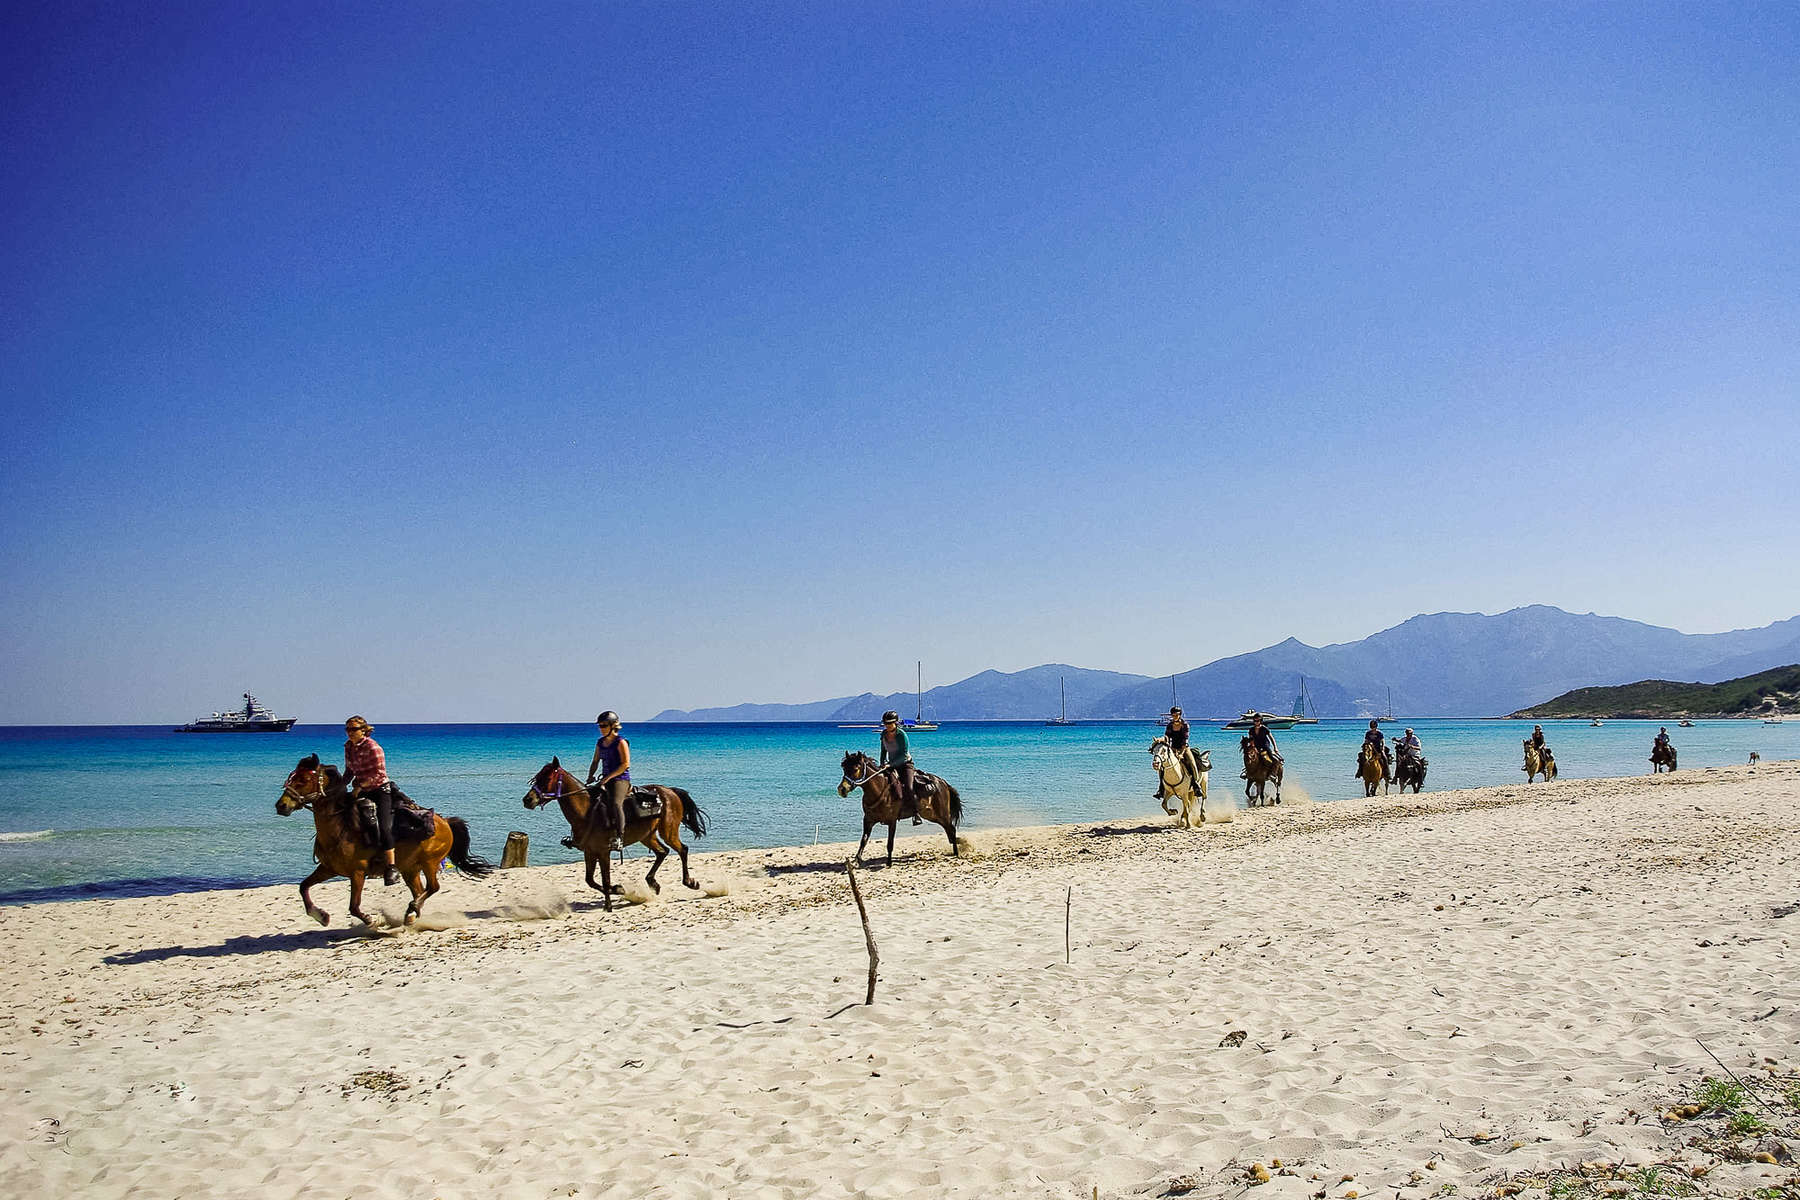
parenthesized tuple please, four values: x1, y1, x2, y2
(299, 864, 334, 926)
(402, 859, 426, 925)
(856, 820, 874, 865)
(885, 821, 897, 867)
(348, 869, 373, 927)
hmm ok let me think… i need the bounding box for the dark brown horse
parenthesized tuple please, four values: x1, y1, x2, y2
(276, 755, 495, 927)
(1650, 741, 1677, 773)
(1394, 747, 1428, 794)
(837, 750, 963, 866)
(1239, 738, 1283, 806)
(522, 758, 709, 911)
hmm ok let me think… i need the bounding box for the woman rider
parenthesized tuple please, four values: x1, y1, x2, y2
(879, 710, 920, 824)
(342, 715, 400, 887)
(585, 711, 631, 840)
(1355, 719, 1391, 782)
(1158, 706, 1197, 800)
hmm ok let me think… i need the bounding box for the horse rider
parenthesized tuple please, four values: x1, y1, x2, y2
(1243, 714, 1281, 777)
(1531, 723, 1550, 757)
(879, 710, 922, 825)
(1397, 726, 1423, 761)
(584, 711, 632, 841)
(1654, 726, 1673, 755)
(1355, 719, 1392, 782)
(342, 715, 401, 887)
(1157, 706, 1202, 800)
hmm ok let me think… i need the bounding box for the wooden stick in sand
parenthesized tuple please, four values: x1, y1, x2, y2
(846, 860, 879, 1005)
(1066, 886, 1072, 964)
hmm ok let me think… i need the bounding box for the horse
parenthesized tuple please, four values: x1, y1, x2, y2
(1650, 742, 1677, 773)
(1239, 738, 1283, 806)
(837, 750, 963, 866)
(1149, 737, 1211, 828)
(522, 758, 709, 911)
(1355, 743, 1388, 797)
(276, 754, 495, 928)
(1523, 739, 1557, 783)
(1393, 747, 1428, 794)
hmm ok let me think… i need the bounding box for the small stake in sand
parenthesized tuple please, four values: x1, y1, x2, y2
(845, 860, 880, 1005)
(1066, 886, 1072, 964)
(501, 831, 529, 869)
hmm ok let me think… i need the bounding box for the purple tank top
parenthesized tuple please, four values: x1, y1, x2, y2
(597, 735, 630, 782)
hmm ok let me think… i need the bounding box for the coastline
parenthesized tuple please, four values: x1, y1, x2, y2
(4, 763, 1798, 1197)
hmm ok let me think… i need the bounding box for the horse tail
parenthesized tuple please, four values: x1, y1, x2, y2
(941, 779, 963, 826)
(672, 788, 709, 837)
(446, 817, 497, 878)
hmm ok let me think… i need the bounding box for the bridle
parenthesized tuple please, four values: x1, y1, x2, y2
(526, 767, 583, 809)
(280, 770, 330, 810)
(839, 755, 889, 792)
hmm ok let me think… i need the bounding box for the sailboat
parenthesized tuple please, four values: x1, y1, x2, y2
(837, 661, 939, 730)
(907, 661, 938, 731)
(1288, 676, 1320, 726)
(1045, 676, 1075, 726)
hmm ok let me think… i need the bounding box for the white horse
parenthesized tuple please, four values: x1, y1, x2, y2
(1150, 737, 1214, 828)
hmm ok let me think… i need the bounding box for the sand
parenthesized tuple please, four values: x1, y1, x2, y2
(3, 763, 1798, 1199)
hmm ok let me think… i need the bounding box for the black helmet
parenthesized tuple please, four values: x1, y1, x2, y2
(596, 711, 619, 726)
(881, 710, 900, 722)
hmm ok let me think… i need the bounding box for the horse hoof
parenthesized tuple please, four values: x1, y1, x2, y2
(310, 910, 329, 927)
(684, 879, 700, 890)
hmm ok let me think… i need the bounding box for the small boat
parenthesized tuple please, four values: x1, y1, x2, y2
(1377, 687, 1396, 723)
(1766, 715, 1785, 725)
(1223, 710, 1297, 731)
(1590, 718, 1604, 727)
(176, 692, 297, 733)
(1287, 677, 1320, 726)
(1678, 719, 1694, 727)
(1045, 676, 1076, 726)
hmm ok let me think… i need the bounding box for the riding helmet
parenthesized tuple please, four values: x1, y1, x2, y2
(881, 710, 900, 722)
(596, 710, 619, 726)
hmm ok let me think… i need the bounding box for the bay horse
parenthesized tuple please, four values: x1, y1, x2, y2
(1523, 739, 1557, 783)
(837, 751, 963, 866)
(276, 754, 495, 928)
(1355, 743, 1388, 797)
(1650, 742, 1677, 773)
(1149, 737, 1211, 828)
(1393, 747, 1428, 794)
(522, 758, 708, 911)
(1240, 738, 1283, 806)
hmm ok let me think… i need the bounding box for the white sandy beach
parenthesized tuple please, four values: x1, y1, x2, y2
(3, 764, 1798, 1199)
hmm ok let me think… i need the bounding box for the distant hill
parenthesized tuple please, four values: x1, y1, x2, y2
(647, 607, 1800, 721)
(1508, 664, 1800, 719)
(650, 665, 1154, 723)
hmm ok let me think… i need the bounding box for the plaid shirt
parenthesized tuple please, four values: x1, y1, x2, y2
(344, 736, 388, 790)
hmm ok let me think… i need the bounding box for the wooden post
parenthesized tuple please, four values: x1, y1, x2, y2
(846, 860, 880, 1005)
(1065, 886, 1072, 964)
(501, 831, 529, 869)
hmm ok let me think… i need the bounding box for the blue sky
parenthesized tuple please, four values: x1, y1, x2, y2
(2, 3, 1797, 723)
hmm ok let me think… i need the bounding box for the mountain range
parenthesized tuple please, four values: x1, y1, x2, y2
(647, 606, 1800, 722)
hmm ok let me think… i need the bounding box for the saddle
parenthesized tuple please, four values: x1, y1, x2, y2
(626, 787, 664, 820)
(354, 791, 437, 848)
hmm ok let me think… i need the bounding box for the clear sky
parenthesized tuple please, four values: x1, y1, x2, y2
(2, 3, 1797, 723)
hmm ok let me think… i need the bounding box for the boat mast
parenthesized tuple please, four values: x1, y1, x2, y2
(917, 661, 924, 723)
(1061, 676, 1067, 722)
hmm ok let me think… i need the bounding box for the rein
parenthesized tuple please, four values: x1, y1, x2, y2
(281, 774, 331, 810)
(840, 757, 892, 791)
(527, 770, 585, 808)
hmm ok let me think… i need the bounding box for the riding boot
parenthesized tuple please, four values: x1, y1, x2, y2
(383, 863, 400, 887)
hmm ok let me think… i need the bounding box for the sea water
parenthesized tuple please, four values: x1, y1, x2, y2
(1, 718, 1792, 903)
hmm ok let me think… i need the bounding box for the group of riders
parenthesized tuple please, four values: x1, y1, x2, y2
(334, 708, 1688, 878)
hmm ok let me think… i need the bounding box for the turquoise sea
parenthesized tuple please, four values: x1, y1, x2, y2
(1, 718, 1793, 904)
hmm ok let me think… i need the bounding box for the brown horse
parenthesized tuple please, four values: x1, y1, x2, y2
(1393, 747, 1428, 794)
(522, 758, 709, 911)
(276, 754, 495, 927)
(837, 750, 963, 866)
(1355, 743, 1388, 797)
(1239, 738, 1283, 806)
(1650, 742, 1677, 773)
(1523, 740, 1557, 783)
